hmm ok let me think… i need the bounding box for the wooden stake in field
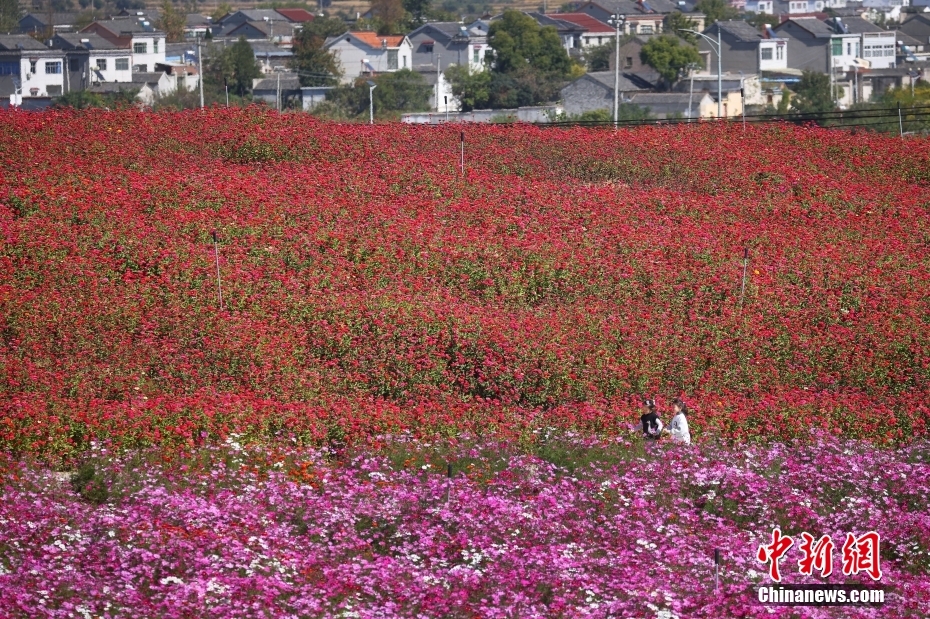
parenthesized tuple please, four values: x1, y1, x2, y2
(212, 230, 224, 310)
(739, 247, 749, 306)
(460, 131, 465, 175)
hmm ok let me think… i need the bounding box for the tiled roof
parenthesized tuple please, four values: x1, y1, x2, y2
(349, 32, 406, 48)
(0, 34, 49, 50)
(20, 12, 80, 25)
(713, 20, 763, 43)
(778, 17, 835, 38)
(580, 70, 656, 90)
(553, 12, 614, 32)
(833, 16, 884, 33)
(253, 74, 301, 89)
(274, 8, 315, 22)
(54, 32, 119, 50)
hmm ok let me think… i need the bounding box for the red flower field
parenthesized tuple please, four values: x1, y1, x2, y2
(1, 109, 929, 457)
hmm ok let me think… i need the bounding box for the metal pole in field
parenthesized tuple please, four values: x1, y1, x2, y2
(212, 230, 223, 310)
(224, 77, 229, 108)
(714, 548, 720, 592)
(739, 247, 749, 306)
(460, 131, 464, 175)
(197, 39, 205, 109)
(741, 87, 745, 131)
(717, 28, 722, 118)
(899, 103, 904, 138)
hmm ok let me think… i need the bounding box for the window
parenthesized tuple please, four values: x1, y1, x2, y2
(640, 24, 653, 34)
(625, 56, 633, 68)
(422, 42, 433, 52)
(29, 59, 37, 74)
(0, 61, 19, 76)
(69, 57, 80, 71)
(473, 48, 480, 63)
(45, 61, 62, 74)
(387, 49, 398, 70)
(403, 55, 407, 68)
(47, 85, 62, 95)
(629, 23, 637, 33)
(832, 39, 842, 56)
(96, 58, 107, 71)
(116, 58, 129, 71)
(776, 44, 784, 60)
(884, 44, 895, 57)
(855, 42, 860, 57)
(133, 64, 147, 72)
(153, 40, 159, 53)
(761, 47, 773, 60)
(133, 42, 147, 54)
(847, 42, 852, 55)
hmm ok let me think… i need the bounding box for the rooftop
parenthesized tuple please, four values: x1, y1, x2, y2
(578, 70, 657, 90)
(831, 16, 885, 33)
(550, 12, 614, 32)
(274, 8, 316, 22)
(0, 34, 50, 51)
(711, 20, 764, 43)
(53, 32, 119, 50)
(776, 17, 836, 38)
(342, 32, 407, 48)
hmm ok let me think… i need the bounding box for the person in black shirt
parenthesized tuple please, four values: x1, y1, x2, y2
(640, 398, 663, 442)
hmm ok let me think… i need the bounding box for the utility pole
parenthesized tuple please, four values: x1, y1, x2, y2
(197, 38, 205, 109)
(436, 53, 441, 113)
(609, 14, 626, 128)
(276, 70, 281, 112)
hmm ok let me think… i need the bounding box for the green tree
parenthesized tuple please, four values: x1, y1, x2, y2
(791, 70, 837, 115)
(694, 0, 738, 25)
(403, 0, 430, 24)
(445, 63, 491, 111)
(207, 36, 262, 97)
(314, 70, 432, 119)
(211, 2, 232, 22)
(369, 0, 405, 34)
(0, 0, 22, 33)
(157, 0, 186, 43)
(53, 88, 139, 109)
(487, 10, 572, 76)
(664, 12, 698, 44)
(584, 40, 613, 71)
(745, 12, 779, 28)
(290, 16, 346, 86)
(640, 35, 701, 89)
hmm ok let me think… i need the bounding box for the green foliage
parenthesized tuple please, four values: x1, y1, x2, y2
(665, 12, 699, 44)
(53, 89, 139, 109)
(403, 0, 431, 23)
(289, 16, 346, 86)
(156, 0, 186, 43)
(584, 40, 613, 71)
(640, 35, 702, 88)
(71, 462, 110, 504)
(448, 9, 572, 109)
(314, 70, 432, 120)
(791, 70, 838, 115)
(745, 12, 780, 28)
(694, 0, 738, 24)
(550, 104, 653, 123)
(446, 64, 491, 111)
(487, 10, 572, 76)
(206, 36, 262, 97)
(0, 0, 21, 33)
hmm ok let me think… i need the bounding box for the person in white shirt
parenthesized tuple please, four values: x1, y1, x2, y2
(668, 397, 691, 444)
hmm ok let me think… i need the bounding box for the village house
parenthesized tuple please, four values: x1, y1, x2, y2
(324, 32, 413, 82)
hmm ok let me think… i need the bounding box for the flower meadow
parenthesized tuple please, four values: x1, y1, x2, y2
(1, 109, 930, 455)
(1, 435, 929, 618)
(1, 109, 930, 616)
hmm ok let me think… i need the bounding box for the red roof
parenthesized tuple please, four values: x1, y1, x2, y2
(555, 13, 614, 33)
(350, 32, 406, 48)
(274, 8, 315, 22)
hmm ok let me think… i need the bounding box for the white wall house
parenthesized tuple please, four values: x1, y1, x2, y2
(861, 30, 898, 66)
(53, 33, 132, 89)
(759, 38, 789, 70)
(130, 34, 166, 73)
(81, 19, 166, 74)
(747, 0, 775, 14)
(325, 32, 413, 83)
(20, 53, 67, 97)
